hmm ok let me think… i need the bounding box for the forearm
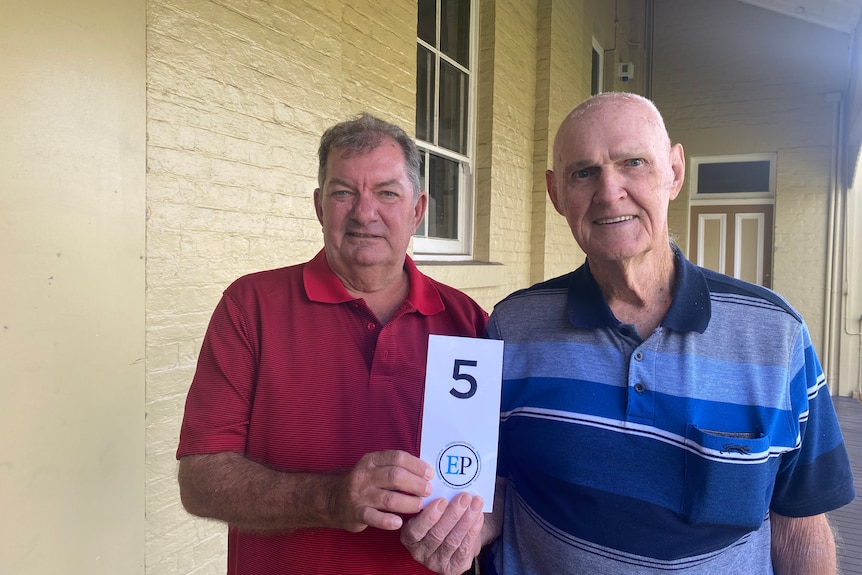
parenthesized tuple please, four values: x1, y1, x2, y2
(770, 512, 837, 575)
(178, 452, 341, 533)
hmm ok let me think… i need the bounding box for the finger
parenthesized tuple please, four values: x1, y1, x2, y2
(424, 494, 483, 553)
(402, 495, 485, 574)
(438, 497, 484, 563)
(361, 455, 432, 498)
(358, 505, 405, 531)
(367, 450, 434, 480)
(401, 498, 447, 546)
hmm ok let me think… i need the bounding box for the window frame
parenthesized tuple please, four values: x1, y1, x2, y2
(591, 37, 604, 95)
(690, 153, 777, 203)
(413, 0, 478, 260)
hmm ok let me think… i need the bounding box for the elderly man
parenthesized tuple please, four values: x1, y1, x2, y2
(176, 113, 488, 574)
(475, 92, 854, 574)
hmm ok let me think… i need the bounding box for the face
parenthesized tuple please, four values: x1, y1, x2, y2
(314, 138, 427, 279)
(546, 99, 685, 266)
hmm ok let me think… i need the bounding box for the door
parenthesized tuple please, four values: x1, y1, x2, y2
(689, 204, 774, 288)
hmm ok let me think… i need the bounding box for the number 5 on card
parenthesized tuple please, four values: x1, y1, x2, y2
(419, 334, 504, 512)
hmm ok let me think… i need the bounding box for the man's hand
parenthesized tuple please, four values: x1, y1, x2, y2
(329, 450, 434, 532)
(400, 492, 485, 575)
(178, 449, 432, 534)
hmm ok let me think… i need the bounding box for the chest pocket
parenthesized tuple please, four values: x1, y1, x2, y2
(681, 424, 778, 529)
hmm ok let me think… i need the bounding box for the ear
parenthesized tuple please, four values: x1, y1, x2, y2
(668, 143, 685, 201)
(412, 191, 428, 230)
(546, 170, 565, 216)
(313, 188, 324, 225)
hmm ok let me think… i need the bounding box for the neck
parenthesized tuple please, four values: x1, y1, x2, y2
(335, 265, 410, 324)
(590, 247, 676, 338)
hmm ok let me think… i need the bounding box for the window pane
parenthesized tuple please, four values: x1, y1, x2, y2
(438, 61, 468, 153)
(427, 153, 459, 239)
(416, 47, 435, 143)
(440, 0, 470, 66)
(698, 161, 771, 194)
(418, 0, 436, 45)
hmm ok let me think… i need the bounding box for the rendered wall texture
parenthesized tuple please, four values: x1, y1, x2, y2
(0, 0, 146, 573)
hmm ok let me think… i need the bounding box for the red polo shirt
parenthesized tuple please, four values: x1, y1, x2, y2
(178, 249, 488, 574)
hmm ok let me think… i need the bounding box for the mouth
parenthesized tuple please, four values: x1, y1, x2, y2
(595, 215, 635, 225)
(346, 232, 382, 239)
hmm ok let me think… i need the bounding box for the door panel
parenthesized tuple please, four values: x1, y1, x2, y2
(690, 205, 773, 288)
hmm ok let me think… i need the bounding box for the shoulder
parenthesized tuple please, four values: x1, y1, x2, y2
(698, 266, 802, 324)
(488, 272, 574, 340)
(222, 263, 305, 303)
(495, 272, 573, 309)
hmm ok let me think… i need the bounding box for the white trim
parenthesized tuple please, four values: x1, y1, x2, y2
(690, 153, 777, 202)
(591, 37, 604, 95)
(413, 0, 477, 259)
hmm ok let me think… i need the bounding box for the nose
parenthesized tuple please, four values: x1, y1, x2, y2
(593, 168, 626, 204)
(350, 191, 379, 223)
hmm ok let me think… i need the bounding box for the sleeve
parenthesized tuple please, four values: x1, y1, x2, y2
(769, 322, 856, 516)
(176, 292, 259, 458)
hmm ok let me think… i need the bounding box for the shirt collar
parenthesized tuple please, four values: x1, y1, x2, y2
(302, 249, 445, 316)
(567, 244, 711, 334)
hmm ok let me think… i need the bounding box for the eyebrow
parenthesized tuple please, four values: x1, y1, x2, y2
(327, 177, 405, 190)
(563, 150, 644, 172)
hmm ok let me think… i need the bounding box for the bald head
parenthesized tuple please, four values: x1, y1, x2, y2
(552, 93, 671, 172)
(544, 92, 685, 268)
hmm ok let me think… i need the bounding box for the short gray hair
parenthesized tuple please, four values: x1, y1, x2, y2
(317, 113, 422, 200)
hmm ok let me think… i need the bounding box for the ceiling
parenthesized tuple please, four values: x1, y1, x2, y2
(736, 0, 862, 34)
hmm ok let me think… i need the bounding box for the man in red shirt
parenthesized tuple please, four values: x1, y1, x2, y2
(177, 113, 489, 574)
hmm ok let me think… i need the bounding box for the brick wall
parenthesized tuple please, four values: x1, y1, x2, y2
(145, 0, 415, 572)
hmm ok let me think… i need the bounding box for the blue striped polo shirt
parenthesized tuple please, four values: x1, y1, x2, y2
(486, 247, 855, 574)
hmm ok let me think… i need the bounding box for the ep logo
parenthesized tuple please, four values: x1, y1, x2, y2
(437, 442, 481, 488)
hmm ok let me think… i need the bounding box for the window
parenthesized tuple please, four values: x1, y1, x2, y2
(690, 154, 776, 201)
(415, 0, 476, 258)
(591, 38, 604, 95)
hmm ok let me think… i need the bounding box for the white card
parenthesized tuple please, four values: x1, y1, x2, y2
(419, 334, 504, 512)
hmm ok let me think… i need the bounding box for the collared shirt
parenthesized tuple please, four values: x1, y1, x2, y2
(178, 249, 488, 575)
(486, 246, 855, 574)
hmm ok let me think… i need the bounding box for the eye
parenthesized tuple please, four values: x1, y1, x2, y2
(627, 158, 645, 167)
(574, 168, 595, 179)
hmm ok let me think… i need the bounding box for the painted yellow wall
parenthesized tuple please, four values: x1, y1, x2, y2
(0, 0, 146, 573)
(653, 0, 850, 389)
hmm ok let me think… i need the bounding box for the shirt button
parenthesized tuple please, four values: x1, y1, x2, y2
(634, 351, 644, 361)
(366, 322, 376, 331)
(634, 383, 646, 394)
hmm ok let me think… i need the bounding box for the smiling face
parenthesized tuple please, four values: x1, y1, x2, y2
(314, 137, 427, 282)
(546, 96, 685, 267)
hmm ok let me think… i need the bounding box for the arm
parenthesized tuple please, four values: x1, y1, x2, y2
(770, 512, 837, 575)
(400, 478, 506, 575)
(178, 449, 433, 533)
